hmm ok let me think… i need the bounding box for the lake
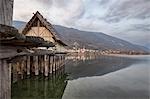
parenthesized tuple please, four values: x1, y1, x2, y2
(12, 55, 150, 99)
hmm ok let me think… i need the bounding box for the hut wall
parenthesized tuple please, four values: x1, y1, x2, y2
(55, 43, 67, 52)
(0, 0, 13, 26)
(26, 27, 55, 43)
(25, 26, 67, 52)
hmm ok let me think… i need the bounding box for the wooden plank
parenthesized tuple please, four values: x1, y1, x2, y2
(0, 46, 30, 59)
(0, 0, 14, 26)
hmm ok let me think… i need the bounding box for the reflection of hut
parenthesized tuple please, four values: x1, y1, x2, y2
(22, 11, 67, 52)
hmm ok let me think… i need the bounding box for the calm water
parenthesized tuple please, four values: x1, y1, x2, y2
(12, 55, 150, 99)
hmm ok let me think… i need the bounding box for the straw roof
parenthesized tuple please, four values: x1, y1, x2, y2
(0, 24, 55, 48)
(0, 24, 25, 40)
(22, 11, 67, 46)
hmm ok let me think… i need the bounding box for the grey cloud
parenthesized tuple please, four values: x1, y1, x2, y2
(99, 0, 111, 5)
(103, 0, 150, 23)
(132, 24, 150, 32)
(36, 0, 53, 7)
(14, 0, 150, 48)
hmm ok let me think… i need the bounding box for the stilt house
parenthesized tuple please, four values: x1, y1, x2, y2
(22, 11, 67, 52)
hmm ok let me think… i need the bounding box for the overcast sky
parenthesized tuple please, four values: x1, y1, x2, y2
(13, 0, 150, 48)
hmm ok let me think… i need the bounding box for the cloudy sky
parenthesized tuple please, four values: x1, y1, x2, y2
(13, 0, 150, 48)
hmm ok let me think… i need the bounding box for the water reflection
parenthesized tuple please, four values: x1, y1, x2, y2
(12, 73, 67, 99)
(11, 55, 150, 99)
(63, 55, 150, 99)
(66, 53, 97, 61)
(65, 55, 142, 79)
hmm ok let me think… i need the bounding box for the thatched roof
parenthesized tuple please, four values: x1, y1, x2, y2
(26, 36, 55, 47)
(22, 11, 67, 46)
(0, 24, 25, 40)
(0, 24, 55, 48)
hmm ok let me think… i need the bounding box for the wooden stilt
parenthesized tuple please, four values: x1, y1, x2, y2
(34, 56, 39, 76)
(1, 60, 11, 99)
(16, 61, 21, 76)
(53, 56, 56, 73)
(44, 55, 49, 76)
(20, 56, 26, 79)
(8, 63, 11, 99)
(12, 62, 17, 83)
(23, 56, 27, 74)
(55, 56, 57, 71)
(0, 60, 2, 99)
(41, 55, 44, 74)
(27, 56, 30, 75)
(49, 56, 52, 74)
(38, 56, 42, 74)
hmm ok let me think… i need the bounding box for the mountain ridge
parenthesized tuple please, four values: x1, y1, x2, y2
(13, 20, 149, 53)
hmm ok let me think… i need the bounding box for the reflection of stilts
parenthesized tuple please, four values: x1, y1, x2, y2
(11, 54, 67, 99)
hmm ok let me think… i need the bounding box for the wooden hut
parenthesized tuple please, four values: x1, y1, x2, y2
(0, 1, 66, 98)
(22, 11, 67, 52)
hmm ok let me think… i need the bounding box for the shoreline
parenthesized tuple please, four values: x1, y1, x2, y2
(105, 54, 150, 59)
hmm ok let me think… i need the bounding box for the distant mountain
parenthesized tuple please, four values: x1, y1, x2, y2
(13, 20, 149, 53)
(13, 21, 26, 32)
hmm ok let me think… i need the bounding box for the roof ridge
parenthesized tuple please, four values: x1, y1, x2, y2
(22, 11, 67, 46)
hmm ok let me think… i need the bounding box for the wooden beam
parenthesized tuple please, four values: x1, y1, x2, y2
(0, 0, 14, 26)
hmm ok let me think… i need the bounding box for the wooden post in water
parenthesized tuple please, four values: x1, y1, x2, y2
(41, 55, 44, 74)
(55, 56, 57, 71)
(52, 55, 55, 79)
(20, 56, 26, 79)
(0, 60, 11, 99)
(34, 56, 39, 76)
(56, 56, 59, 70)
(52, 56, 54, 74)
(58, 56, 61, 69)
(17, 61, 21, 75)
(8, 63, 11, 98)
(12, 62, 17, 83)
(27, 56, 30, 75)
(48, 55, 51, 74)
(61, 56, 63, 67)
(55, 56, 57, 72)
(44, 55, 49, 76)
(50, 56, 52, 74)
